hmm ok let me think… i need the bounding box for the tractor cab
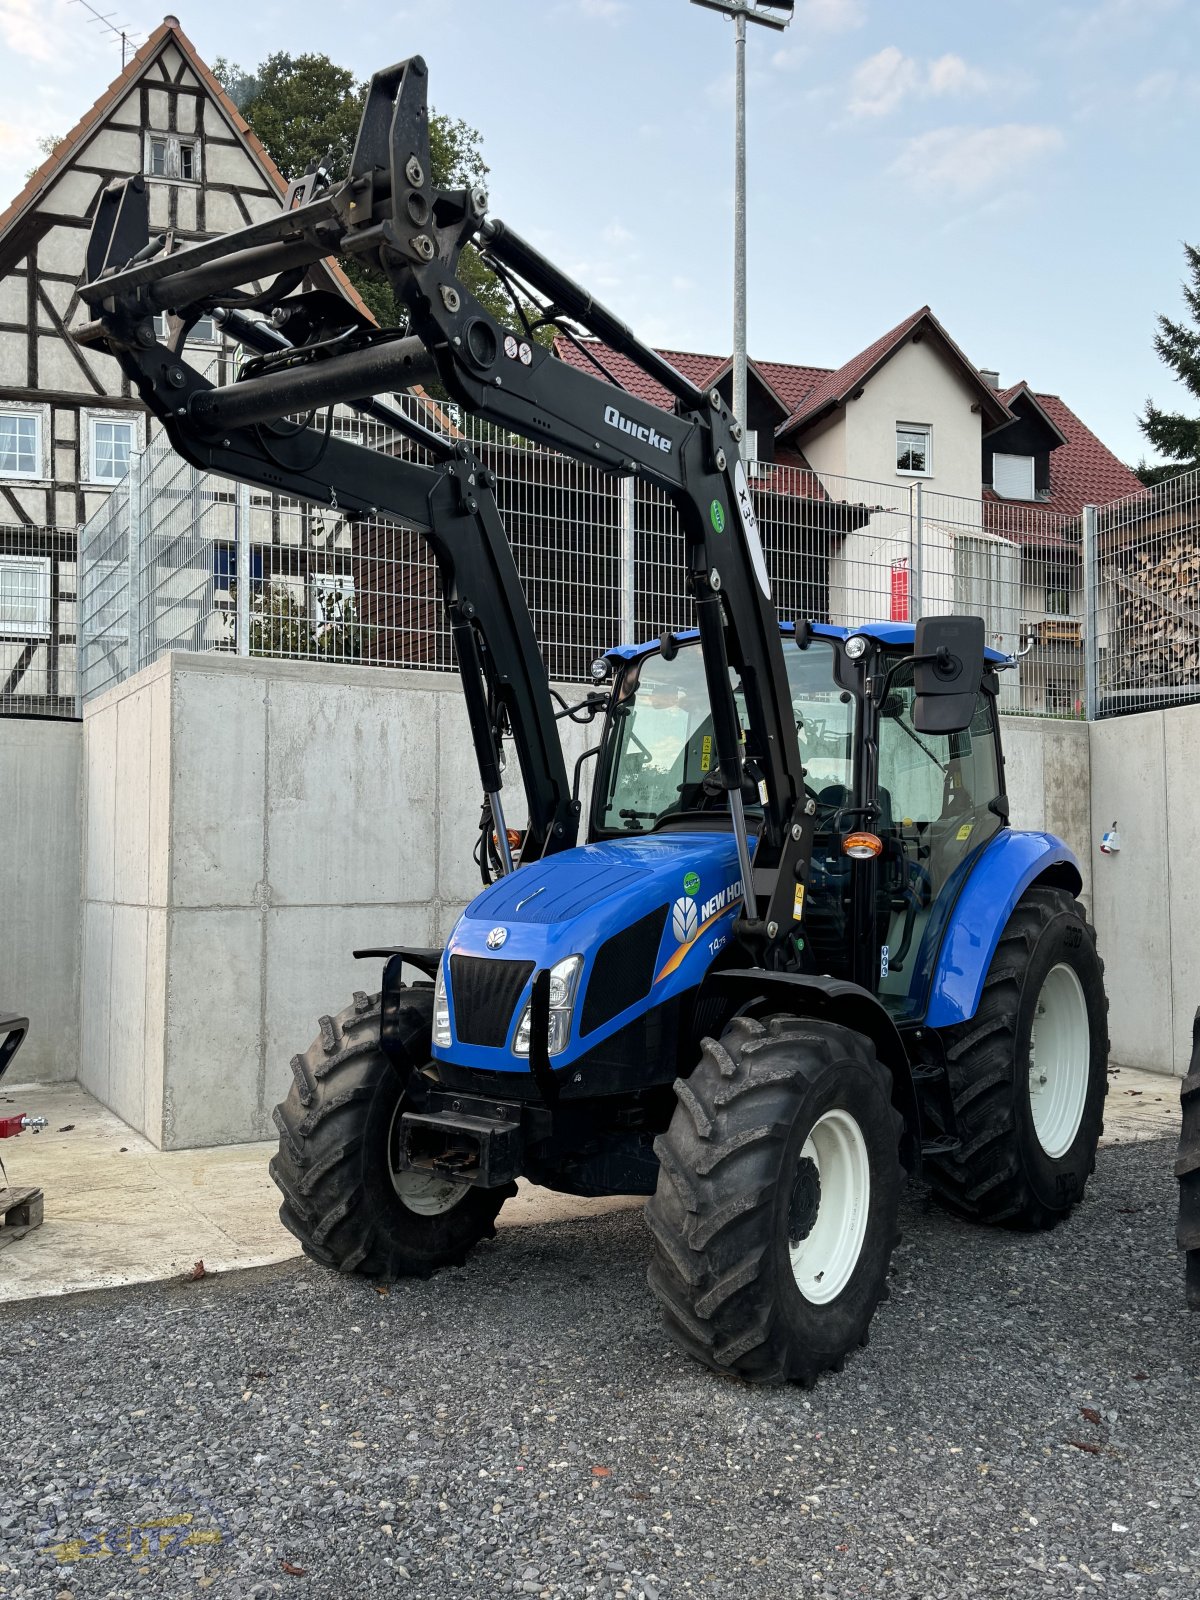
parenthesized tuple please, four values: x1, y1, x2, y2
(592, 622, 1010, 1023)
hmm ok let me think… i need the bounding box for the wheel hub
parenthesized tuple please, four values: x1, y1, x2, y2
(1028, 961, 1090, 1159)
(788, 1108, 871, 1306)
(788, 1156, 822, 1247)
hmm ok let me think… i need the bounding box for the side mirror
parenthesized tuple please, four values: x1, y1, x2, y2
(912, 615, 984, 735)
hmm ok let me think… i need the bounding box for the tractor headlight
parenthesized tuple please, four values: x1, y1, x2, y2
(513, 955, 583, 1058)
(433, 959, 451, 1048)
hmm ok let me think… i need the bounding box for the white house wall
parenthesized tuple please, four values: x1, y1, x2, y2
(842, 336, 985, 500)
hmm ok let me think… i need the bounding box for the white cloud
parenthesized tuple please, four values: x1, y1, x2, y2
(891, 123, 1064, 198)
(602, 220, 634, 246)
(926, 53, 989, 97)
(849, 47, 990, 117)
(849, 46, 920, 117)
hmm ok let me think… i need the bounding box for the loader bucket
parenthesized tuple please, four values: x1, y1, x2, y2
(0, 1013, 27, 1088)
(1177, 1008, 1200, 1309)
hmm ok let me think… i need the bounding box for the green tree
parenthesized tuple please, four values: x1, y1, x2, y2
(1138, 242, 1200, 486)
(212, 53, 533, 337)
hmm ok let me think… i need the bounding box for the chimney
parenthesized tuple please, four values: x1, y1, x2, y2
(979, 368, 1001, 389)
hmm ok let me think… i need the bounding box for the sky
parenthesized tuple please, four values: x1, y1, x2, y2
(0, 0, 1197, 465)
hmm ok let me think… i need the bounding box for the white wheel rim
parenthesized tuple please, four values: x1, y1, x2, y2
(788, 1108, 871, 1305)
(388, 1104, 471, 1217)
(1028, 961, 1090, 1159)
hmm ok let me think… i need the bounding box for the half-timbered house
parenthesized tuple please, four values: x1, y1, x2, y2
(0, 15, 370, 715)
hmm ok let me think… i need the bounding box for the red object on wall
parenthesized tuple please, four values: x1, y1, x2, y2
(890, 557, 909, 622)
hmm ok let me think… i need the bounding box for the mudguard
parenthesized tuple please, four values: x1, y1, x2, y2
(923, 830, 1083, 1029)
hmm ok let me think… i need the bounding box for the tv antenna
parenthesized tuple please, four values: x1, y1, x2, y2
(70, 0, 145, 67)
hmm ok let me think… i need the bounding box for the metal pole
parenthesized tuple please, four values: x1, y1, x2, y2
(912, 481, 924, 619)
(1082, 503, 1098, 719)
(236, 481, 251, 657)
(127, 449, 144, 676)
(732, 7, 748, 434)
(619, 476, 636, 644)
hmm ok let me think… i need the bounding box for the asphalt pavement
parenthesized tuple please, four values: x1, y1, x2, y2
(1, 1136, 1197, 1600)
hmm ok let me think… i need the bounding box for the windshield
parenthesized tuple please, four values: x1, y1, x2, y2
(597, 638, 853, 833)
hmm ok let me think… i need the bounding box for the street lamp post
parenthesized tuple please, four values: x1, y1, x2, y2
(690, 1, 793, 444)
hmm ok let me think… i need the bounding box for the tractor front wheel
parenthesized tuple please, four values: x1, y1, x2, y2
(645, 1015, 903, 1386)
(270, 989, 510, 1277)
(924, 884, 1108, 1228)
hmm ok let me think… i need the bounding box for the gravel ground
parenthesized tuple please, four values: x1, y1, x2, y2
(1, 1137, 1197, 1600)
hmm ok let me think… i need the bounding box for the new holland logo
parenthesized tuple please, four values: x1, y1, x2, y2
(671, 896, 699, 944)
(486, 926, 508, 950)
(603, 403, 674, 454)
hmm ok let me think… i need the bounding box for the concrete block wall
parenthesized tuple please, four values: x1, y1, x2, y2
(0, 718, 81, 1081)
(1089, 704, 1200, 1078)
(78, 653, 592, 1149)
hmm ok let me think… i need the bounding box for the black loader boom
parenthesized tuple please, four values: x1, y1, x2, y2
(77, 53, 812, 964)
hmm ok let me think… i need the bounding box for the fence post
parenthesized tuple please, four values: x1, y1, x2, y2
(618, 475, 636, 644)
(912, 481, 924, 619)
(1082, 502, 1098, 719)
(236, 480, 252, 657)
(127, 448, 144, 676)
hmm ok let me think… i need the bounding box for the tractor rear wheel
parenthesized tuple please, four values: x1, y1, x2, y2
(270, 988, 510, 1277)
(924, 884, 1107, 1228)
(645, 1015, 903, 1387)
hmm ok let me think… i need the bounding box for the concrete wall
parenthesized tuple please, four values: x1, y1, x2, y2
(79, 653, 593, 1150)
(1089, 704, 1200, 1077)
(0, 718, 81, 1082)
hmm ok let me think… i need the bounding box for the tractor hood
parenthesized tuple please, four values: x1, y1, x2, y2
(436, 833, 745, 1072)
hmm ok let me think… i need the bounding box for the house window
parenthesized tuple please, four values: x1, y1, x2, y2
(88, 416, 136, 484)
(896, 423, 931, 475)
(154, 311, 218, 345)
(993, 452, 1036, 499)
(0, 411, 42, 479)
(1046, 578, 1071, 616)
(0, 555, 51, 638)
(144, 132, 200, 183)
(213, 543, 264, 601)
(312, 573, 356, 630)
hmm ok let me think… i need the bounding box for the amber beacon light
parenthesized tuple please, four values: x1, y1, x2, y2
(842, 832, 883, 860)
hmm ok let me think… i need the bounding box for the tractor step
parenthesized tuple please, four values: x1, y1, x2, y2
(0, 1185, 44, 1242)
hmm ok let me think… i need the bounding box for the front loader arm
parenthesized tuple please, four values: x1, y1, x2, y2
(78, 54, 814, 953)
(76, 203, 576, 870)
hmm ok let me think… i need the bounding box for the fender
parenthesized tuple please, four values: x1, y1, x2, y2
(708, 970, 922, 1173)
(923, 830, 1083, 1029)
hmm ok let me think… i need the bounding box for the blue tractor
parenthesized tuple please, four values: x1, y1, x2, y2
(78, 57, 1107, 1383)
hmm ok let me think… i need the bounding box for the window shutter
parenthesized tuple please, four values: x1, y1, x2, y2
(993, 453, 1035, 499)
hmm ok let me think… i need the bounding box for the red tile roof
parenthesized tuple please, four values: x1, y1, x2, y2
(775, 306, 1012, 437)
(987, 386, 1144, 519)
(551, 335, 829, 417)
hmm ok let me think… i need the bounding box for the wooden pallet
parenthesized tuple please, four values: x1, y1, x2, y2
(0, 1186, 44, 1243)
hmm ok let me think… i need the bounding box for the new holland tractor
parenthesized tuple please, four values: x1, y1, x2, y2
(78, 56, 1108, 1384)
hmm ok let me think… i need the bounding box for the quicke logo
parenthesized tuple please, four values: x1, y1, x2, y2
(603, 403, 673, 454)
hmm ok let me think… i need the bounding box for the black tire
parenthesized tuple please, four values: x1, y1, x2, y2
(924, 884, 1108, 1229)
(644, 1015, 903, 1387)
(270, 988, 510, 1277)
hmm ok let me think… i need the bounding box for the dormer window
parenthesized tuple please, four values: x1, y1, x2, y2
(145, 132, 200, 184)
(992, 452, 1036, 499)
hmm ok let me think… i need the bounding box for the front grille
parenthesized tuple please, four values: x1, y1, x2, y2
(450, 955, 535, 1048)
(581, 905, 669, 1036)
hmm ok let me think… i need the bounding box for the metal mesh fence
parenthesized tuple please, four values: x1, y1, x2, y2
(1093, 469, 1200, 718)
(0, 524, 79, 717)
(43, 399, 1190, 722)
